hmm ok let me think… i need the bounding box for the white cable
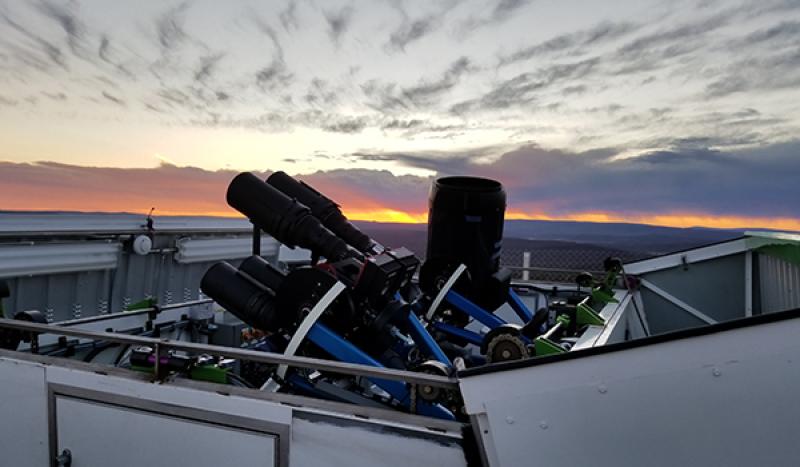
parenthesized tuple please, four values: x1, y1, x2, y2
(260, 281, 346, 392)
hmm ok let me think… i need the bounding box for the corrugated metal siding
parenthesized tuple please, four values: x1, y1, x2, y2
(1, 232, 279, 322)
(759, 253, 800, 313)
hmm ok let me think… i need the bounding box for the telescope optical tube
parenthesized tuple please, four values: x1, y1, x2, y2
(227, 172, 352, 262)
(200, 261, 285, 332)
(266, 171, 380, 255)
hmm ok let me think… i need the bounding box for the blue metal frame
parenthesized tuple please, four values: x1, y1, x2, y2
(431, 321, 483, 346)
(445, 290, 506, 329)
(406, 313, 452, 365)
(508, 289, 534, 322)
(306, 323, 454, 420)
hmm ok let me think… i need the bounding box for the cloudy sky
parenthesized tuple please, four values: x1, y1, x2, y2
(1, 0, 799, 228)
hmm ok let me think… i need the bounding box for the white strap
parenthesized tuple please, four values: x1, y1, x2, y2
(425, 264, 467, 321)
(260, 281, 347, 392)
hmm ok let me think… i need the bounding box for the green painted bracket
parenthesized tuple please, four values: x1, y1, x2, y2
(556, 314, 571, 328)
(126, 297, 157, 311)
(535, 337, 565, 356)
(577, 302, 605, 326)
(591, 287, 618, 306)
(130, 364, 153, 374)
(190, 364, 229, 384)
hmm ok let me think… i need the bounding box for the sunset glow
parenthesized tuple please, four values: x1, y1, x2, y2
(0, 1, 798, 233)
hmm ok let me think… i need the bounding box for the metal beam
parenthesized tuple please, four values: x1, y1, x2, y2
(639, 279, 717, 325)
(0, 318, 458, 389)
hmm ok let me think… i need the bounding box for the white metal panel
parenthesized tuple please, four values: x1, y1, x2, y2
(0, 241, 119, 279)
(45, 365, 293, 426)
(759, 254, 800, 313)
(640, 278, 717, 324)
(625, 232, 800, 275)
(290, 417, 466, 467)
(460, 316, 800, 466)
(174, 237, 279, 263)
(0, 357, 50, 467)
(572, 290, 630, 350)
(56, 397, 276, 467)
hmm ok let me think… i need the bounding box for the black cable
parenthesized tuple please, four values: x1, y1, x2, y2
(226, 372, 256, 388)
(83, 342, 118, 362)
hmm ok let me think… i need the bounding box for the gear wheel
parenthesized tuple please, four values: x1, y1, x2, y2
(415, 360, 451, 403)
(486, 333, 528, 363)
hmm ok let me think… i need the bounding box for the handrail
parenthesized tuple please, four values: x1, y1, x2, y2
(0, 318, 459, 389)
(57, 299, 214, 327)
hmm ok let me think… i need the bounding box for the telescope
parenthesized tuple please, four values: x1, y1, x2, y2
(201, 171, 607, 418)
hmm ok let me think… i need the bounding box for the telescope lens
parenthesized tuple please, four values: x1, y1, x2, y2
(266, 171, 376, 254)
(227, 172, 352, 261)
(200, 261, 284, 332)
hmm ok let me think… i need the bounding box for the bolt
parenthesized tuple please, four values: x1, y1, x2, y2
(506, 416, 515, 424)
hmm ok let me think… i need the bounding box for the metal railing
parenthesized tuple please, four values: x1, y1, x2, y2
(57, 299, 214, 327)
(0, 317, 459, 389)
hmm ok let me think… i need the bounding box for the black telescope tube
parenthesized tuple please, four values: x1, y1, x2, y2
(239, 255, 285, 293)
(227, 172, 352, 262)
(266, 171, 379, 254)
(200, 261, 283, 332)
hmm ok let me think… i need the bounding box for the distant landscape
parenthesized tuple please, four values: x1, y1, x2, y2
(356, 219, 744, 282)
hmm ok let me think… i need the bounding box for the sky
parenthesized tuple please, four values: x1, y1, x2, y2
(0, 0, 799, 229)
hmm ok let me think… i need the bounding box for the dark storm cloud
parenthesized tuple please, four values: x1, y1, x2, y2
(352, 141, 800, 218)
(323, 6, 353, 46)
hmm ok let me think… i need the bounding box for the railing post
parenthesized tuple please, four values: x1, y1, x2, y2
(522, 251, 531, 281)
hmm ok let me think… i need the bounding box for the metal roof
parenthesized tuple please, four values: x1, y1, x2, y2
(0, 211, 253, 236)
(624, 230, 800, 275)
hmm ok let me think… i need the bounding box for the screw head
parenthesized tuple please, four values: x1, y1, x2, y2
(539, 421, 548, 430)
(505, 416, 515, 424)
(598, 384, 608, 394)
(712, 368, 721, 377)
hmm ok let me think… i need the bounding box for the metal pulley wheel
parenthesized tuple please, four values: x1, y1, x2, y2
(415, 360, 451, 403)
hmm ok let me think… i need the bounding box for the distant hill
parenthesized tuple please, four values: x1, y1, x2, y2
(354, 219, 744, 282)
(355, 219, 742, 256)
